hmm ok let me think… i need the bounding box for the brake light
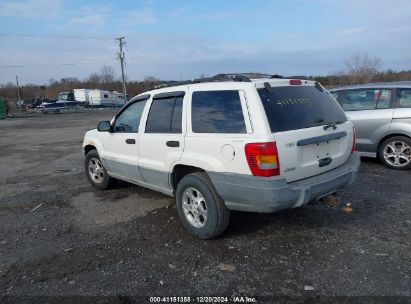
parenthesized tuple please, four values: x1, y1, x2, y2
(289, 79, 302, 85)
(351, 127, 356, 153)
(245, 142, 280, 177)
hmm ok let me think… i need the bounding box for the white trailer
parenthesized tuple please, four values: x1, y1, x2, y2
(73, 89, 91, 103)
(87, 90, 125, 107)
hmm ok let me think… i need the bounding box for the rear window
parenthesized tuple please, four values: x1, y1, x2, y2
(258, 86, 347, 132)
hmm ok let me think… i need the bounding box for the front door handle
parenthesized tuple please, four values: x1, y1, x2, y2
(166, 140, 180, 147)
(125, 139, 136, 144)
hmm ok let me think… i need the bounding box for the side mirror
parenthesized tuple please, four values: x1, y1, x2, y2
(97, 121, 111, 132)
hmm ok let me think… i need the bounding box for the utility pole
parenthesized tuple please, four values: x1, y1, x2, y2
(16, 75, 22, 112)
(16, 75, 21, 101)
(116, 37, 127, 102)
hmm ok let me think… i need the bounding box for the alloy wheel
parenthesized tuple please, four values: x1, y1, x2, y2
(88, 158, 105, 184)
(181, 187, 208, 228)
(383, 141, 411, 167)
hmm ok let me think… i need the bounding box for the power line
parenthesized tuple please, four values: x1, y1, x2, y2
(0, 33, 116, 40)
(124, 44, 145, 79)
(0, 62, 110, 68)
(2, 57, 114, 62)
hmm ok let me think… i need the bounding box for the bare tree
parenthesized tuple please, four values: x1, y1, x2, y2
(344, 53, 382, 84)
(100, 65, 116, 85)
(48, 78, 57, 85)
(141, 76, 161, 90)
(87, 73, 102, 86)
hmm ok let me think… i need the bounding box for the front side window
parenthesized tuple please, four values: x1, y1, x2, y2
(396, 89, 411, 108)
(191, 90, 246, 133)
(342, 89, 391, 111)
(330, 91, 340, 100)
(145, 96, 183, 133)
(113, 100, 147, 133)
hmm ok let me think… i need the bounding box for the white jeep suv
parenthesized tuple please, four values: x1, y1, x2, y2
(83, 74, 360, 239)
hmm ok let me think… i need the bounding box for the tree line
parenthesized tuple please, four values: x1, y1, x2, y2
(1, 54, 410, 102)
(0, 65, 162, 102)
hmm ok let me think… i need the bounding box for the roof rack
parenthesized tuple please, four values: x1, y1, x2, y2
(218, 73, 284, 79)
(153, 73, 290, 89)
(154, 74, 253, 89)
(285, 75, 312, 80)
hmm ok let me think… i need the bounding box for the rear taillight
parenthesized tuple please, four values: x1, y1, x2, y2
(289, 79, 302, 85)
(351, 127, 356, 153)
(245, 142, 280, 177)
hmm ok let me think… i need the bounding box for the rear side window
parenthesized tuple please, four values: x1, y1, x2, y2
(258, 86, 347, 133)
(145, 96, 183, 133)
(191, 90, 246, 133)
(396, 89, 411, 108)
(342, 89, 392, 111)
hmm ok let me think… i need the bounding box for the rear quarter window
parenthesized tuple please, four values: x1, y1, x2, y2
(396, 89, 411, 108)
(258, 86, 347, 132)
(191, 90, 246, 133)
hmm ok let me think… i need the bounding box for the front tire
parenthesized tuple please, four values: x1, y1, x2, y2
(379, 136, 411, 170)
(85, 149, 116, 189)
(176, 172, 230, 239)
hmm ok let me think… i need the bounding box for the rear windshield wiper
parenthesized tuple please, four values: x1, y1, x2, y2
(323, 121, 345, 130)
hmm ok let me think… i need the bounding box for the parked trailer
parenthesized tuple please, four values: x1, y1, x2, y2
(87, 90, 125, 108)
(73, 89, 92, 104)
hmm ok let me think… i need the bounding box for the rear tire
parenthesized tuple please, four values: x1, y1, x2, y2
(85, 149, 116, 189)
(176, 172, 230, 239)
(379, 136, 411, 170)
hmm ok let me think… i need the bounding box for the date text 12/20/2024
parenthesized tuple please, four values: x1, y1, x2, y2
(149, 296, 257, 303)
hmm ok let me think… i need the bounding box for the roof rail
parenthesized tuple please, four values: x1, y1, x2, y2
(154, 73, 252, 89)
(270, 74, 282, 78)
(152, 73, 297, 89)
(213, 74, 252, 82)
(285, 75, 312, 80)
(216, 73, 283, 79)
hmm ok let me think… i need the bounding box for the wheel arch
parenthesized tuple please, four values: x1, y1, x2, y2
(171, 164, 205, 191)
(84, 144, 97, 155)
(377, 133, 411, 156)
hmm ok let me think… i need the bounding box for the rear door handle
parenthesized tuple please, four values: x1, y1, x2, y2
(125, 139, 136, 144)
(166, 141, 180, 147)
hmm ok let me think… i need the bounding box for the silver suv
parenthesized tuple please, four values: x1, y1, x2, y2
(330, 82, 411, 170)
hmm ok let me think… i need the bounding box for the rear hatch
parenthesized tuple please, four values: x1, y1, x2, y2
(257, 80, 354, 183)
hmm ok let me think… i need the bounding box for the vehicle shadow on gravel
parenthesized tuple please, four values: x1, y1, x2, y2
(224, 205, 352, 238)
(223, 158, 400, 238)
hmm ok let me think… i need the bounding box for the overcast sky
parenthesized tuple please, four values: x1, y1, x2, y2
(0, 0, 410, 85)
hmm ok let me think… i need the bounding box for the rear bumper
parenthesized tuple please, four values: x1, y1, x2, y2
(207, 152, 361, 213)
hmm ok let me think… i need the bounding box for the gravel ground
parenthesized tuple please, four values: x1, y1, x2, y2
(0, 109, 410, 303)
